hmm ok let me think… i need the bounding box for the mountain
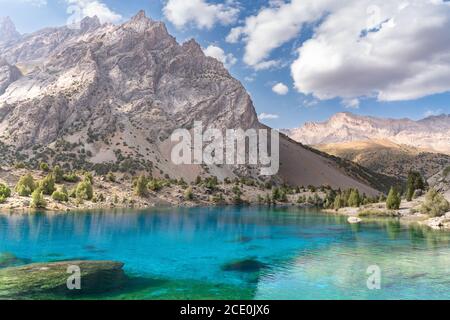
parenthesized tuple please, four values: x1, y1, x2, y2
(428, 166, 450, 201)
(0, 17, 20, 44)
(285, 112, 450, 155)
(0, 12, 387, 195)
(316, 139, 450, 179)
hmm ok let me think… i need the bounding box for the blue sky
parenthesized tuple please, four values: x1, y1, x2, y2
(1, 0, 450, 129)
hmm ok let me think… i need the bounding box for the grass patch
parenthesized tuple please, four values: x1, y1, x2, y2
(358, 209, 398, 217)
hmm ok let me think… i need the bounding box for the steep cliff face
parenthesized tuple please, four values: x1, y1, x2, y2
(0, 12, 383, 194)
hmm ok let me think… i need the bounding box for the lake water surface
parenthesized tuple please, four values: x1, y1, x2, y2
(1, 207, 450, 300)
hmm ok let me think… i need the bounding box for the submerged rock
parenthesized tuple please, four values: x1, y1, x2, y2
(0, 252, 31, 268)
(222, 259, 267, 273)
(0, 260, 126, 299)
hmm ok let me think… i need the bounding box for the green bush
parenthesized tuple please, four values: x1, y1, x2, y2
(51, 189, 68, 202)
(135, 175, 148, 196)
(0, 183, 11, 199)
(39, 162, 49, 172)
(184, 187, 194, 200)
(106, 172, 116, 183)
(15, 174, 36, 196)
(39, 174, 56, 195)
(358, 209, 397, 217)
(31, 187, 46, 209)
(386, 187, 401, 210)
(420, 189, 450, 217)
(63, 172, 79, 183)
(148, 179, 164, 192)
(76, 180, 93, 200)
(53, 165, 64, 183)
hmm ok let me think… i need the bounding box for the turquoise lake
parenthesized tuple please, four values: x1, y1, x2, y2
(1, 206, 450, 300)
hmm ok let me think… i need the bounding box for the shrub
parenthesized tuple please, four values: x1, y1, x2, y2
(184, 187, 194, 200)
(420, 189, 450, 217)
(358, 209, 397, 217)
(63, 172, 79, 183)
(83, 172, 94, 184)
(232, 186, 243, 204)
(106, 172, 116, 183)
(31, 187, 46, 208)
(0, 183, 11, 199)
(39, 174, 56, 195)
(135, 175, 148, 196)
(15, 174, 36, 196)
(272, 188, 281, 201)
(148, 179, 164, 192)
(52, 165, 64, 183)
(444, 166, 450, 178)
(52, 189, 68, 202)
(39, 162, 50, 172)
(76, 180, 93, 200)
(386, 187, 401, 210)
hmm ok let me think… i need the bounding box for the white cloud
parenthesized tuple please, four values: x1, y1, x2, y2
(203, 45, 237, 68)
(226, 0, 334, 67)
(231, 0, 450, 102)
(272, 82, 289, 95)
(424, 108, 444, 117)
(67, 0, 122, 24)
(259, 113, 279, 120)
(342, 98, 360, 109)
(163, 0, 239, 29)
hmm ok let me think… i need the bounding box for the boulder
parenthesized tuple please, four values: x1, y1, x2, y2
(0, 260, 126, 299)
(348, 217, 362, 224)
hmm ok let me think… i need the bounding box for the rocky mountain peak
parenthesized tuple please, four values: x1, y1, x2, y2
(0, 16, 20, 43)
(80, 16, 101, 31)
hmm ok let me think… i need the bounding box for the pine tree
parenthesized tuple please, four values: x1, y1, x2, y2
(386, 187, 401, 210)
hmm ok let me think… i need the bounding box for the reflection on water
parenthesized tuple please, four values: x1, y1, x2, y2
(0, 207, 450, 300)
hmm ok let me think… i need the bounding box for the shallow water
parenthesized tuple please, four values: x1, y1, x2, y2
(1, 207, 450, 300)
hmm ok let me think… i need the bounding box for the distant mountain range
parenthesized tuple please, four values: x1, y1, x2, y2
(285, 112, 450, 155)
(284, 112, 450, 178)
(0, 11, 393, 194)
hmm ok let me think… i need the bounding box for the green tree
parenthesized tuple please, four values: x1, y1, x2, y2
(39, 174, 56, 195)
(52, 165, 64, 183)
(386, 187, 401, 210)
(348, 189, 361, 207)
(31, 187, 46, 208)
(334, 194, 345, 210)
(420, 188, 450, 217)
(15, 173, 36, 196)
(272, 187, 281, 201)
(76, 180, 93, 200)
(406, 171, 426, 201)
